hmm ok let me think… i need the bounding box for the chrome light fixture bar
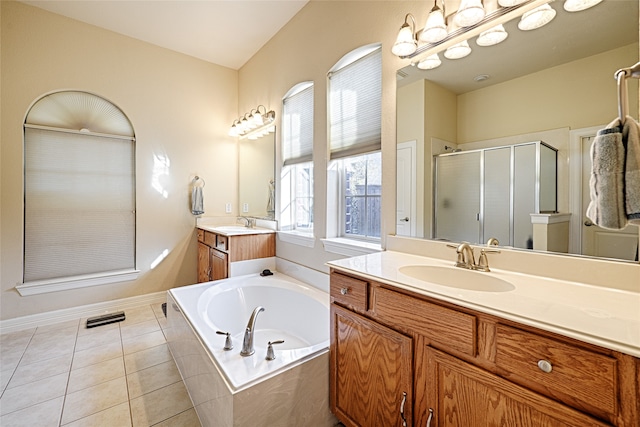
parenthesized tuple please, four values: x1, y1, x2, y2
(400, 0, 552, 63)
(229, 105, 276, 140)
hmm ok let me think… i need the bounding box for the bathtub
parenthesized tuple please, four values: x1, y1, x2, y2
(166, 272, 337, 427)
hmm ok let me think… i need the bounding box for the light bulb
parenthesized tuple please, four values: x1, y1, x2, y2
(518, 4, 556, 31)
(476, 24, 508, 46)
(445, 40, 472, 59)
(420, 7, 447, 43)
(417, 54, 441, 70)
(454, 0, 485, 27)
(392, 24, 417, 56)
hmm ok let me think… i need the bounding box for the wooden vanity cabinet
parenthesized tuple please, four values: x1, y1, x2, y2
(329, 268, 639, 427)
(196, 229, 274, 282)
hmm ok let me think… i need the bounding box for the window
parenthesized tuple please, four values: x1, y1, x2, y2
(328, 45, 382, 241)
(281, 82, 314, 234)
(19, 91, 137, 295)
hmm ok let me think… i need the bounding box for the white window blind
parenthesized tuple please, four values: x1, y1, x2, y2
(329, 47, 382, 159)
(23, 127, 136, 282)
(282, 84, 314, 166)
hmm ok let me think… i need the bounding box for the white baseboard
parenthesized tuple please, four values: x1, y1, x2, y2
(0, 291, 167, 335)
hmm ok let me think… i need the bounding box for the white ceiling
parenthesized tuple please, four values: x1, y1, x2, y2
(21, 0, 309, 70)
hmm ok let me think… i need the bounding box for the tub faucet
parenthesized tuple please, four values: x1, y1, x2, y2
(240, 306, 265, 356)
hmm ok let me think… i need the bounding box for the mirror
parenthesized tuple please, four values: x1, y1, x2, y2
(238, 131, 276, 219)
(396, 0, 639, 262)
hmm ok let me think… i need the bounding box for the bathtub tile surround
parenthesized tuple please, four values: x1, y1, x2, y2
(0, 303, 201, 427)
(167, 272, 338, 426)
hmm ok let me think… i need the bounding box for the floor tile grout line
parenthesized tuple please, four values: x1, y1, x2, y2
(57, 317, 81, 427)
(0, 328, 37, 400)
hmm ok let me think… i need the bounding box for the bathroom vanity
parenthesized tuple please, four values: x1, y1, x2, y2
(197, 226, 275, 282)
(328, 250, 639, 427)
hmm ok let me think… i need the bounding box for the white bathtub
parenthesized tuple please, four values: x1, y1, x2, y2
(166, 272, 336, 427)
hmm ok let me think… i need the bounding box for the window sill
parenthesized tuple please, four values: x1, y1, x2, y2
(277, 230, 316, 248)
(321, 238, 382, 257)
(16, 269, 140, 296)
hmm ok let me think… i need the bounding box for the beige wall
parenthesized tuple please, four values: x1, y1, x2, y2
(458, 44, 639, 143)
(238, 1, 415, 272)
(0, 1, 238, 320)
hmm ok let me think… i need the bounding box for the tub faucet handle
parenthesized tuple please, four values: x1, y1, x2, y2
(216, 331, 233, 351)
(265, 340, 285, 361)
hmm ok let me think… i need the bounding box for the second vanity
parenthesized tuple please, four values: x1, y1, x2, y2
(327, 240, 640, 427)
(196, 224, 275, 282)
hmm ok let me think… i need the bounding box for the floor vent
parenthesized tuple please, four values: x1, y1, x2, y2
(86, 311, 125, 328)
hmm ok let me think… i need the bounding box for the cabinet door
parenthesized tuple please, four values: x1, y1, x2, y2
(330, 305, 412, 427)
(197, 242, 211, 283)
(210, 248, 228, 281)
(423, 347, 609, 427)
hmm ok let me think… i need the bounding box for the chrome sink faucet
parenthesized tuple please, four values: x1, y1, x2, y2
(238, 216, 255, 228)
(240, 306, 265, 356)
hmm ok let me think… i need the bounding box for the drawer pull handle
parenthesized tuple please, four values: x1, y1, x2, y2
(400, 391, 407, 427)
(426, 408, 434, 427)
(340, 288, 349, 295)
(537, 359, 553, 373)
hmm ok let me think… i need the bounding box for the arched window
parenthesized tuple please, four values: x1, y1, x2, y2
(328, 44, 382, 241)
(280, 82, 314, 235)
(19, 91, 137, 295)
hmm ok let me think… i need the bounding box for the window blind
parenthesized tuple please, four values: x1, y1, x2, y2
(329, 47, 382, 159)
(282, 84, 314, 166)
(23, 127, 135, 282)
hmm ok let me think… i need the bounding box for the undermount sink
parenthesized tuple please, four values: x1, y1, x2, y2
(398, 265, 515, 292)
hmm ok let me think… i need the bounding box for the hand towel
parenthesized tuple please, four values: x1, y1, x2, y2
(622, 115, 640, 224)
(191, 186, 204, 216)
(586, 119, 627, 230)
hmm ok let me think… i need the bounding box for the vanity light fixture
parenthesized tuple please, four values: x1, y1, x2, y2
(394, 0, 593, 68)
(563, 0, 602, 12)
(229, 106, 276, 139)
(517, 3, 556, 30)
(392, 14, 418, 56)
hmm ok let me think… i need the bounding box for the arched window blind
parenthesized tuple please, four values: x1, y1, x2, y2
(282, 83, 314, 165)
(329, 46, 382, 159)
(21, 91, 136, 293)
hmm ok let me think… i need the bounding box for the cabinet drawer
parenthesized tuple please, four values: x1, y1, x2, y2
(373, 287, 476, 356)
(330, 273, 368, 312)
(197, 229, 205, 243)
(216, 234, 228, 251)
(495, 324, 617, 418)
(203, 231, 216, 247)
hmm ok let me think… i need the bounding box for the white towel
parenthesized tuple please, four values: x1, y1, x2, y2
(586, 119, 626, 229)
(191, 186, 204, 216)
(622, 116, 640, 224)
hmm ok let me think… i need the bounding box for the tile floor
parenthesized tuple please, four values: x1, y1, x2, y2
(0, 303, 201, 427)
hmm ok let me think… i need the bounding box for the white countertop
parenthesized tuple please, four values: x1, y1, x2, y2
(197, 224, 275, 236)
(327, 251, 640, 358)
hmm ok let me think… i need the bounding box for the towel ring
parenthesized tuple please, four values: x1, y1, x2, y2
(192, 176, 205, 187)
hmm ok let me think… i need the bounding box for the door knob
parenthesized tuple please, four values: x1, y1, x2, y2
(400, 217, 409, 222)
(584, 219, 594, 227)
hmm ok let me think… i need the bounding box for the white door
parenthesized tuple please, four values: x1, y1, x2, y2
(397, 141, 416, 237)
(581, 134, 639, 260)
